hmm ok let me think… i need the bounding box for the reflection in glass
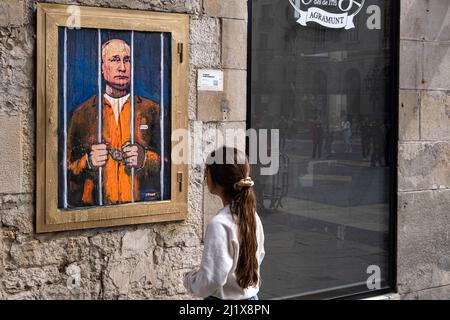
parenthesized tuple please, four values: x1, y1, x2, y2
(251, 0, 394, 298)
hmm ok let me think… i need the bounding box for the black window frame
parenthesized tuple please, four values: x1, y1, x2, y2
(246, 0, 400, 300)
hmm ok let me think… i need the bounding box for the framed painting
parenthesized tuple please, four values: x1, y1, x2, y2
(36, 4, 189, 233)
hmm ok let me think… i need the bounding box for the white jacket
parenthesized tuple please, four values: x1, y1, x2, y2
(183, 205, 265, 299)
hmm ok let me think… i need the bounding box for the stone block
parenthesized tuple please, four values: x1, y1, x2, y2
(203, 0, 247, 20)
(42, 0, 202, 14)
(203, 185, 224, 235)
(9, 237, 90, 268)
(222, 19, 247, 70)
(421, 90, 450, 140)
(0, 114, 22, 194)
(197, 70, 247, 122)
(398, 142, 450, 191)
(190, 16, 221, 68)
(400, 0, 450, 41)
(155, 225, 200, 248)
(89, 231, 123, 256)
(217, 121, 247, 152)
(223, 69, 247, 121)
(121, 228, 155, 253)
(0, 28, 34, 116)
(20, 111, 34, 194)
(190, 121, 218, 166)
(0, 0, 25, 27)
(197, 91, 225, 122)
(187, 158, 204, 228)
(2, 266, 61, 295)
(0, 195, 33, 234)
(0, 231, 7, 279)
(158, 246, 202, 270)
(401, 285, 450, 300)
(188, 67, 198, 120)
(397, 190, 450, 294)
(399, 89, 420, 141)
(423, 42, 450, 90)
(399, 40, 423, 90)
(103, 253, 155, 299)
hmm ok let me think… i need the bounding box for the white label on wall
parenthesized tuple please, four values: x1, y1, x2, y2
(289, 0, 366, 30)
(198, 70, 223, 92)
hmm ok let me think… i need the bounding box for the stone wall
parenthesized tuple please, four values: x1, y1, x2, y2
(1, 0, 449, 301)
(0, 0, 247, 299)
(398, 0, 450, 300)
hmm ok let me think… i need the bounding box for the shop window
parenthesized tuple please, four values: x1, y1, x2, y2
(249, 0, 398, 299)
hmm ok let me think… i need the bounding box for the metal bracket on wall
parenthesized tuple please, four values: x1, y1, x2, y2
(177, 172, 183, 192)
(177, 43, 184, 64)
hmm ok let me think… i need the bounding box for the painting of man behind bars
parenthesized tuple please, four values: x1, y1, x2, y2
(58, 28, 172, 209)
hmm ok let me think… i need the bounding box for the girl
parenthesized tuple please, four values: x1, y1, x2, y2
(183, 147, 265, 300)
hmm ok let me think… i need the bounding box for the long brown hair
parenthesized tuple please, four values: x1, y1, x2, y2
(206, 147, 258, 289)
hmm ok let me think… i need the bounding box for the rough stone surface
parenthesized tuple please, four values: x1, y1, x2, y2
(9, 237, 91, 268)
(20, 110, 35, 194)
(0, 0, 248, 300)
(399, 40, 423, 90)
(0, 194, 33, 234)
(0, 0, 25, 27)
(121, 228, 155, 253)
(38, 0, 201, 14)
(0, 27, 34, 116)
(203, 0, 248, 20)
(398, 142, 450, 191)
(0, 0, 448, 300)
(202, 189, 223, 235)
(398, 0, 450, 300)
(0, 114, 23, 194)
(188, 66, 198, 121)
(401, 285, 450, 300)
(2, 266, 62, 295)
(217, 121, 247, 153)
(223, 69, 247, 121)
(421, 90, 450, 140)
(399, 90, 420, 141)
(423, 42, 450, 91)
(190, 16, 221, 68)
(197, 90, 225, 122)
(397, 190, 450, 295)
(400, 0, 450, 42)
(197, 69, 246, 122)
(222, 19, 247, 70)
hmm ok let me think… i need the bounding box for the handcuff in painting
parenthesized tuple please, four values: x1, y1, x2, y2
(108, 147, 127, 165)
(108, 143, 151, 167)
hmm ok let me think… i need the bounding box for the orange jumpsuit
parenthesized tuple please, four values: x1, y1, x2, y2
(67, 95, 160, 207)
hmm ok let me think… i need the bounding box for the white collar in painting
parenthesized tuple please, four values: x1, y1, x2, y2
(104, 93, 131, 124)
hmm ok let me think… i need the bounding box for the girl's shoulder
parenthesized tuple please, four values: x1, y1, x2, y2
(208, 205, 234, 227)
(209, 206, 263, 229)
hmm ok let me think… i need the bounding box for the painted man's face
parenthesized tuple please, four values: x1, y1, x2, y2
(102, 39, 131, 90)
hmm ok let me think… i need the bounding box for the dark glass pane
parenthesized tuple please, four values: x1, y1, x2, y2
(250, 0, 394, 299)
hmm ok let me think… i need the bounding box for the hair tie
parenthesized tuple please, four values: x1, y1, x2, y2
(233, 177, 255, 191)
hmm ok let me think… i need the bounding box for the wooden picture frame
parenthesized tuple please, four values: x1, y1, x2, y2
(36, 3, 189, 233)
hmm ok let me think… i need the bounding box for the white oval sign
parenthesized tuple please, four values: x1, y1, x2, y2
(289, 0, 366, 30)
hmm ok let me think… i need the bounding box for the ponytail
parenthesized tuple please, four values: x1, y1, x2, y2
(231, 184, 258, 289)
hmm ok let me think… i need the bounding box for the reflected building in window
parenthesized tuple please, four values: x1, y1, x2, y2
(250, 0, 395, 299)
